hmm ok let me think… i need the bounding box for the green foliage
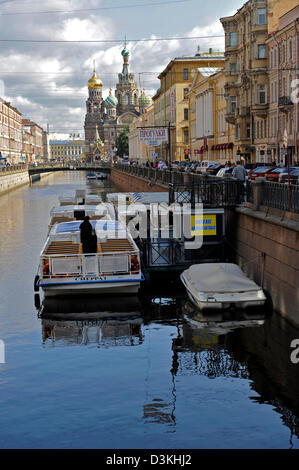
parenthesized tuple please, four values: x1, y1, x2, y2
(115, 125, 129, 157)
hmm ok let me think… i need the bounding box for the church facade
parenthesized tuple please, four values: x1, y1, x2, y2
(84, 44, 150, 160)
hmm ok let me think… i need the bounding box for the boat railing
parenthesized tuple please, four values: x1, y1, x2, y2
(40, 250, 141, 279)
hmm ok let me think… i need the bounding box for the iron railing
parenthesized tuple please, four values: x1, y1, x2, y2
(262, 182, 299, 213)
(0, 164, 28, 175)
(169, 180, 244, 207)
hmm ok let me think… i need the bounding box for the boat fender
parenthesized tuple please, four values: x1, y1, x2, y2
(34, 275, 40, 292)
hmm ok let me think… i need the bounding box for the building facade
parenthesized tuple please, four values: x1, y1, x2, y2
(128, 104, 154, 162)
(84, 44, 141, 160)
(49, 138, 85, 161)
(151, 50, 225, 162)
(267, 5, 299, 165)
(0, 98, 22, 164)
(188, 69, 236, 162)
(220, 0, 299, 163)
(22, 119, 44, 163)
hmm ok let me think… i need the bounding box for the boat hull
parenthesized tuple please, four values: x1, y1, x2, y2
(41, 280, 141, 297)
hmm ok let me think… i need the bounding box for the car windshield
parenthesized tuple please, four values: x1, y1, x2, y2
(254, 167, 271, 172)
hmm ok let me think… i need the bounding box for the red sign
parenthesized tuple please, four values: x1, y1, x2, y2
(184, 149, 190, 155)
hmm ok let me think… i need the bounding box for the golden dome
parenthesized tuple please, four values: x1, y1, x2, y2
(88, 69, 102, 88)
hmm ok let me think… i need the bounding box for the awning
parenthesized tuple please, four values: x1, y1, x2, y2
(228, 142, 234, 149)
(211, 145, 215, 150)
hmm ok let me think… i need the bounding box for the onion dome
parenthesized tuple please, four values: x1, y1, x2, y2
(105, 88, 118, 107)
(138, 89, 151, 108)
(121, 47, 130, 58)
(88, 68, 102, 88)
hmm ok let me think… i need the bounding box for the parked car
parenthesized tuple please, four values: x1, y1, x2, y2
(279, 168, 299, 184)
(244, 162, 270, 173)
(195, 160, 219, 173)
(265, 167, 293, 182)
(248, 166, 275, 180)
(216, 167, 233, 177)
(206, 164, 225, 175)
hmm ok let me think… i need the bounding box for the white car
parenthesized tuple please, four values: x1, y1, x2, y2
(196, 160, 219, 173)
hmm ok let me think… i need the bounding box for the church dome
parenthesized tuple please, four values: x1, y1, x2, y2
(138, 89, 151, 108)
(105, 88, 118, 107)
(88, 70, 102, 88)
(121, 47, 129, 58)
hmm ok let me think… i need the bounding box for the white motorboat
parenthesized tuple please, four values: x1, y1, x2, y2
(35, 219, 144, 297)
(180, 263, 266, 310)
(96, 172, 107, 180)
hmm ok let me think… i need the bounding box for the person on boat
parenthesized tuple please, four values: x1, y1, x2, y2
(79, 216, 97, 253)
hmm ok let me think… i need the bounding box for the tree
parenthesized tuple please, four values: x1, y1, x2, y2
(115, 125, 129, 157)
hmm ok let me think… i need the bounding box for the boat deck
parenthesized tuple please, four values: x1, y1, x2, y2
(44, 239, 136, 256)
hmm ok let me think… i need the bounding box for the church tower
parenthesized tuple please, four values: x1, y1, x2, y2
(84, 63, 104, 143)
(115, 41, 139, 115)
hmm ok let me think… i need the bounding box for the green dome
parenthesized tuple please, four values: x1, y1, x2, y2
(138, 89, 151, 108)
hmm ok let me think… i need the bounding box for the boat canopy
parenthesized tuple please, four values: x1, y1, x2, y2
(183, 263, 261, 293)
(50, 219, 128, 239)
(50, 204, 109, 217)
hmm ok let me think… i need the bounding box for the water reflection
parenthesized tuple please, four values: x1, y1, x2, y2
(39, 295, 144, 348)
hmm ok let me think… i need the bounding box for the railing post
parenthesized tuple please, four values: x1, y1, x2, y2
(251, 178, 264, 211)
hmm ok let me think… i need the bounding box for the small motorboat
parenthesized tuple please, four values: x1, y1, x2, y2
(181, 263, 266, 310)
(87, 173, 97, 180)
(96, 172, 107, 180)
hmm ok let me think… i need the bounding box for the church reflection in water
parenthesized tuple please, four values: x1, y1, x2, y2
(36, 292, 299, 445)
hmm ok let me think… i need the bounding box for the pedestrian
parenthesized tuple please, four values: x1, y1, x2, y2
(79, 216, 97, 253)
(232, 160, 247, 181)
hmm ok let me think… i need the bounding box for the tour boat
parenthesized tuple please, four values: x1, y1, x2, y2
(35, 219, 144, 297)
(180, 263, 266, 310)
(59, 190, 102, 206)
(48, 204, 113, 232)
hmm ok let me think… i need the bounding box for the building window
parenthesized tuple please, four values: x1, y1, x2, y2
(230, 62, 237, 74)
(230, 96, 237, 113)
(184, 108, 188, 120)
(258, 8, 266, 25)
(258, 44, 266, 59)
(229, 32, 237, 46)
(246, 123, 250, 139)
(183, 88, 189, 97)
(125, 93, 130, 105)
(257, 121, 260, 139)
(258, 85, 266, 104)
(236, 124, 240, 140)
(183, 68, 188, 80)
(183, 129, 189, 143)
(289, 40, 293, 60)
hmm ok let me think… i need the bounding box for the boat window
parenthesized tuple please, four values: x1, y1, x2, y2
(74, 210, 85, 220)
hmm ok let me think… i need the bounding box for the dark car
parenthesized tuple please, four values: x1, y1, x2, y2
(244, 162, 271, 173)
(248, 166, 275, 180)
(206, 164, 225, 175)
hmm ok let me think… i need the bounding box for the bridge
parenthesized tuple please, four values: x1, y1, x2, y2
(28, 161, 111, 175)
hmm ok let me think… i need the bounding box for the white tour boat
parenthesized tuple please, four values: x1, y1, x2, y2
(58, 190, 102, 206)
(87, 173, 97, 180)
(181, 263, 266, 310)
(48, 204, 113, 232)
(35, 219, 144, 297)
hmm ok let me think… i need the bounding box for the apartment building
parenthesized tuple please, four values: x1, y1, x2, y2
(0, 98, 22, 163)
(151, 50, 225, 162)
(267, 5, 299, 165)
(49, 138, 85, 161)
(188, 69, 236, 162)
(22, 119, 44, 163)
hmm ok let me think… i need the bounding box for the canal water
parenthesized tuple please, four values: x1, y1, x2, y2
(0, 171, 299, 449)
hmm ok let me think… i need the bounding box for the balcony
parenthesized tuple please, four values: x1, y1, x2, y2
(278, 96, 293, 111)
(239, 106, 250, 117)
(225, 112, 236, 124)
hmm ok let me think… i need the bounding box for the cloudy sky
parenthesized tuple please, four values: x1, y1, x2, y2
(0, 0, 244, 135)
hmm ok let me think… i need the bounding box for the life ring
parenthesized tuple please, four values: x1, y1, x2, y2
(130, 255, 140, 274)
(43, 262, 49, 276)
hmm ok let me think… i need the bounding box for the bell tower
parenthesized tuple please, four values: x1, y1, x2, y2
(84, 62, 104, 143)
(115, 40, 139, 115)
